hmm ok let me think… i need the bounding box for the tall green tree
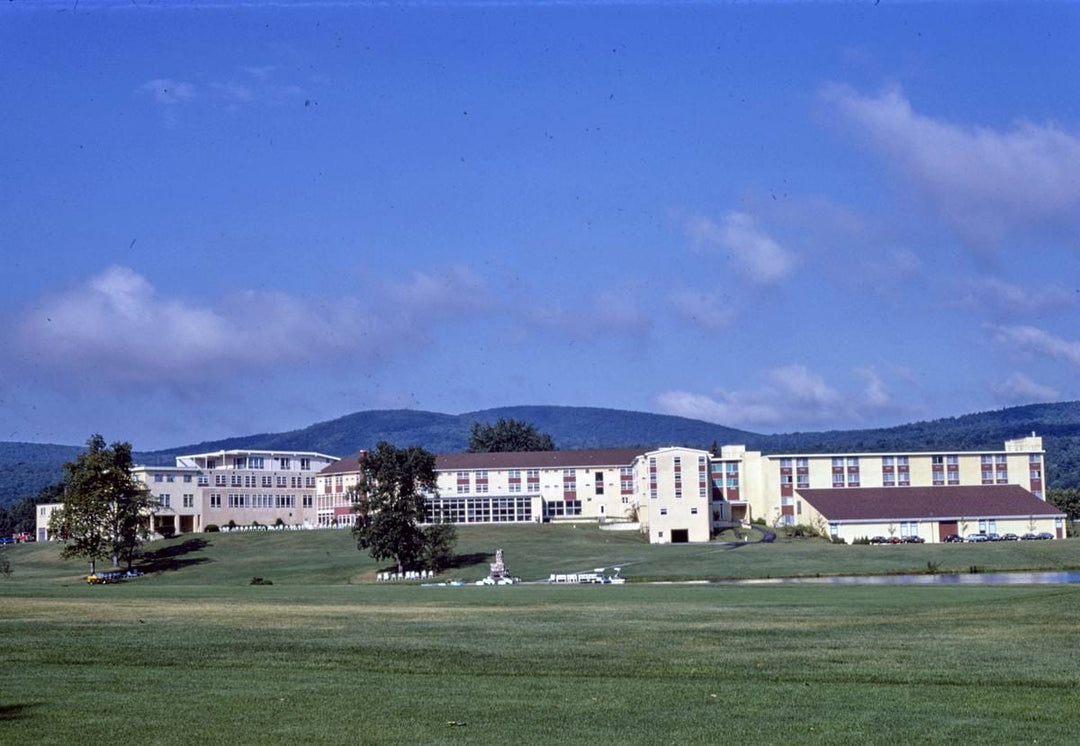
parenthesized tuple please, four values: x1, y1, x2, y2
(49, 434, 156, 574)
(351, 441, 456, 573)
(1047, 488, 1080, 521)
(467, 418, 556, 453)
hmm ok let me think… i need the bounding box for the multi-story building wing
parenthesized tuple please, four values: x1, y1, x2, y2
(38, 435, 1063, 546)
(80, 449, 337, 537)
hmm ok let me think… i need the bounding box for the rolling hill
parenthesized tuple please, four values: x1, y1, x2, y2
(4, 402, 1080, 508)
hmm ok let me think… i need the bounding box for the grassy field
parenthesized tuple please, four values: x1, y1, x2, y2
(2, 530, 1080, 744)
(5, 524, 1080, 586)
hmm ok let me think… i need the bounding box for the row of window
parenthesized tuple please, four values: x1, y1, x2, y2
(206, 457, 317, 471)
(425, 496, 534, 524)
(206, 493, 313, 509)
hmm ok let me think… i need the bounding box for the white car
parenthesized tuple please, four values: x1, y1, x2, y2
(965, 533, 989, 542)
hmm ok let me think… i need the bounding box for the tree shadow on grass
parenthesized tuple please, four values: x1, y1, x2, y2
(376, 552, 491, 574)
(0, 703, 43, 721)
(444, 552, 491, 571)
(139, 537, 212, 574)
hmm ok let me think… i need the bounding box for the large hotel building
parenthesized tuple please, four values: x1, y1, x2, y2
(37, 434, 1065, 545)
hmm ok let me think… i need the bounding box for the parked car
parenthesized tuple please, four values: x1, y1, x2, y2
(903, 536, 925, 544)
(944, 534, 963, 543)
(965, 533, 989, 542)
(1001, 533, 1020, 541)
(869, 536, 889, 545)
(887, 536, 903, 544)
(1035, 532, 1055, 540)
(0, 537, 15, 545)
(985, 533, 1003, 542)
(1020, 533, 1039, 541)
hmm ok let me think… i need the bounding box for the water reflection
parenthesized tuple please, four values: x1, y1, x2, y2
(733, 571, 1080, 586)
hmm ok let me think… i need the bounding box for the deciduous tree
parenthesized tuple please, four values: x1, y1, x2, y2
(351, 441, 456, 573)
(49, 434, 155, 574)
(467, 418, 555, 453)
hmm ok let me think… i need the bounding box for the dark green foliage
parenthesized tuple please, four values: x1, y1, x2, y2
(49, 435, 156, 573)
(352, 441, 455, 572)
(419, 522, 457, 571)
(204, 524, 220, 532)
(467, 418, 556, 452)
(1047, 488, 1080, 520)
(249, 576, 273, 585)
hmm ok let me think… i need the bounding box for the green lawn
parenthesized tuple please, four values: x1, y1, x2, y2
(6, 524, 1080, 586)
(2, 531, 1079, 744)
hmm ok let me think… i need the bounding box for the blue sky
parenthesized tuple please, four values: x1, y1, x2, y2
(3, 1, 1080, 449)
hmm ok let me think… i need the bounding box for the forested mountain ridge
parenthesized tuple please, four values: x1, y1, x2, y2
(3, 402, 1080, 507)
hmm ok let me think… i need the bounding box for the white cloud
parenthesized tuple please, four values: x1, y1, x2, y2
(11, 265, 488, 391)
(855, 367, 892, 409)
(656, 364, 909, 429)
(656, 364, 844, 429)
(825, 84, 1080, 248)
(961, 277, 1075, 314)
(670, 290, 734, 332)
(139, 78, 197, 105)
(685, 212, 796, 285)
(387, 266, 490, 318)
(988, 324, 1080, 368)
(992, 372, 1060, 406)
(525, 291, 650, 340)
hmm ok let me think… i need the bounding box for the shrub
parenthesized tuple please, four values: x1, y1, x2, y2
(227, 520, 237, 530)
(249, 577, 273, 585)
(204, 524, 219, 533)
(830, 535, 847, 545)
(158, 525, 176, 539)
(274, 518, 285, 527)
(851, 536, 871, 545)
(750, 517, 767, 526)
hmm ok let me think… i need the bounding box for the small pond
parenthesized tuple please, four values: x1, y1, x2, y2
(730, 571, 1080, 586)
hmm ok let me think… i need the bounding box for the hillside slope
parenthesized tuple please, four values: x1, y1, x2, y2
(4, 402, 1080, 507)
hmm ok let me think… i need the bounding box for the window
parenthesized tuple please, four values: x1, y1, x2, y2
(660, 508, 668, 515)
(206, 459, 217, 470)
(300, 458, 311, 471)
(932, 455, 944, 465)
(277, 476, 287, 488)
(883, 456, 894, 466)
(216, 474, 226, 487)
(595, 471, 604, 495)
(690, 507, 698, 514)
(210, 493, 221, 508)
(832, 457, 844, 467)
(846, 457, 859, 467)
(198, 475, 209, 486)
(249, 457, 265, 469)
(509, 481, 521, 493)
(182, 494, 194, 508)
(154, 474, 163, 483)
(159, 494, 170, 508)
(231, 475, 241, 487)
(780, 458, 792, 468)
(279, 457, 291, 470)
(832, 473, 844, 486)
(261, 476, 272, 488)
(166, 474, 174, 482)
(897, 456, 909, 466)
(303, 495, 313, 508)
(796, 458, 808, 468)
(946, 455, 958, 466)
(233, 457, 247, 469)
(183, 474, 192, 483)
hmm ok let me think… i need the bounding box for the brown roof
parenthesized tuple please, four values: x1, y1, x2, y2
(319, 448, 644, 476)
(798, 484, 1064, 522)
